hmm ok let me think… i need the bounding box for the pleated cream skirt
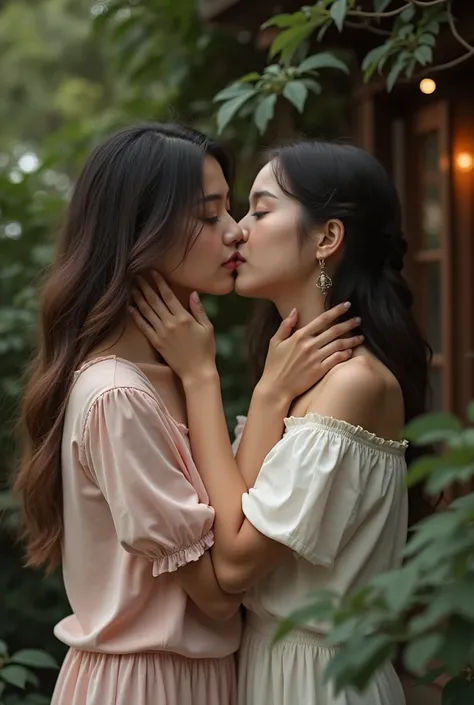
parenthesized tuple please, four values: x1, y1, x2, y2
(238, 614, 406, 705)
(52, 648, 237, 705)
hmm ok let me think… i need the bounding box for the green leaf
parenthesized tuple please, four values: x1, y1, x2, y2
(426, 463, 474, 495)
(404, 412, 462, 444)
(262, 11, 306, 30)
(439, 616, 474, 674)
(239, 72, 261, 83)
(400, 4, 415, 23)
(0, 665, 28, 689)
(330, 0, 347, 31)
(371, 560, 420, 614)
(283, 80, 308, 113)
(299, 52, 349, 74)
(264, 65, 281, 75)
(254, 94, 277, 135)
(213, 82, 256, 103)
(274, 592, 337, 642)
(404, 511, 462, 558)
(373, 0, 392, 10)
(415, 45, 433, 66)
(0, 641, 7, 657)
(406, 456, 441, 487)
(269, 24, 314, 61)
(317, 21, 331, 42)
(216, 91, 257, 134)
(301, 78, 322, 95)
(325, 633, 395, 693)
(10, 649, 58, 670)
(419, 33, 436, 47)
(361, 44, 389, 81)
(404, 633, 443, 673)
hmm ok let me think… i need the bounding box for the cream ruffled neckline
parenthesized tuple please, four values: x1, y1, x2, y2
(284, 413, 408, 454)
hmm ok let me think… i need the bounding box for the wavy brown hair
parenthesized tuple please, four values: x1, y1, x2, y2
(14, 123, 233, 571)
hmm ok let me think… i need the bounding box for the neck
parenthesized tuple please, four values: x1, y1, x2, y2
(273, 280, 327, 330)
(91, 282, 193, 366)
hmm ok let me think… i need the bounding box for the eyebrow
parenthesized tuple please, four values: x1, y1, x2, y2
(251, 189, 279, 202)
(200, 192, 229, 203)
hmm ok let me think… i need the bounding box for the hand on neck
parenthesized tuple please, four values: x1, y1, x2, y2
(273, 282, 327, 330)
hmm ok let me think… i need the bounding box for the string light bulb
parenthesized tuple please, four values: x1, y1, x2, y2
(419, 78, 436, 94)
(456, 152, 474, 172)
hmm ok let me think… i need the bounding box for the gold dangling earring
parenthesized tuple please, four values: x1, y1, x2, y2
(315, 258, 332, 294)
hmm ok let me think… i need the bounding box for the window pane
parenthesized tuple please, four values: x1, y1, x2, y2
(429, 366, 443, 411)
(420, 132, 442, 249)
(424, 261, 442, 353)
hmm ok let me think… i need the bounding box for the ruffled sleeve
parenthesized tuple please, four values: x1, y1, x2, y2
(242, 415, 407, 567)
(232, 415, 247, 456)
(82, 386, 215, 576)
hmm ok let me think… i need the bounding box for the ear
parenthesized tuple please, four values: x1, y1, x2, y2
(314, 219, 345, 261)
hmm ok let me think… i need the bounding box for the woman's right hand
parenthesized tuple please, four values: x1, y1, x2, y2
(259, 302, 363, 404)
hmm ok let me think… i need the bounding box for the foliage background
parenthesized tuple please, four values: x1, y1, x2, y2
(0, 0, 350, 700)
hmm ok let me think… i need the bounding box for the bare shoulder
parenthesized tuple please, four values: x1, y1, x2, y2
(305, 356, 404, 435)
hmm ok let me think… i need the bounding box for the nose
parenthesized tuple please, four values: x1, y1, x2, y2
(223, 222, 245, 246)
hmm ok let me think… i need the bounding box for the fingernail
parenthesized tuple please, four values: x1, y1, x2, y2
(344, 302, 351, 309)
(355, 317, 362, 324)
(290, 308, 297, 317)
(359, 335, 364, 341)
(191, 291, 200, 303)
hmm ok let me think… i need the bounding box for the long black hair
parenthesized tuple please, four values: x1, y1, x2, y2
(248, 140, 432, 525)
(15, 123, 233, 570)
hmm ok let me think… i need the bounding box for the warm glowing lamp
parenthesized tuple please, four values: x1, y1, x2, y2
(456, 152, 474, 172)
(419, 78, 436, 94)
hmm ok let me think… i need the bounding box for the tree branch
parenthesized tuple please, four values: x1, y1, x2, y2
(344, 19, 392, 37)
(447, 0, 474, 52)
(348, 4, 411, 19)
(419, 48, 474, 74)
(410, 0, 446, 6)
(348, 0, 445, 19)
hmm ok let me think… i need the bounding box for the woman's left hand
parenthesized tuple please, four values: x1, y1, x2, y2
(130, 272, 216, 384)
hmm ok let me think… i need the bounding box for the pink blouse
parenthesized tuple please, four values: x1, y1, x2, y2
(54, 356, 241, 657)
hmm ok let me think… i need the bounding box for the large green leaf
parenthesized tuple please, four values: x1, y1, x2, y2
(330, 0, 347, 32)
(10, 649, 58, 670)
(216, 90, 257, 134)
(213, 82, 255, 103)
(403, 633, 443, 672)
(0, 665, 28, 689)
(282, 80, 308, 114)
(269, 23, 314, 61)
(262, 11, 306, 30)
(404, 412, 462, 444)
(299, 52, 349, 74)
(254, 94, 277, 135)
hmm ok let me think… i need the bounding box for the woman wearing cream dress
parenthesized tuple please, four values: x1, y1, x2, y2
(14, 125, 362, 705)
(132, 140, 431, 705)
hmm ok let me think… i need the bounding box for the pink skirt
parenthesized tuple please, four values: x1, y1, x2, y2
(51, 648, 237, 705)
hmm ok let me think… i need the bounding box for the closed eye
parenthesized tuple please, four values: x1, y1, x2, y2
(202, 210, 233, 225)
(252, 211, 268, 220)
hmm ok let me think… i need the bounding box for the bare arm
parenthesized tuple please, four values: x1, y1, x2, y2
(176, 551, 243, 621)
(130, 276, 363, 592)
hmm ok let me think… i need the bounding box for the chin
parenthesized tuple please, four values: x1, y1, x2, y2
(204, 278, 235, 296)
(234, 273, 262, 299)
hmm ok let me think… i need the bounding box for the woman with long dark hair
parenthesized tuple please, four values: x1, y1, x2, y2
(14, 126, 362, 705)
(132, 140, 431, 705)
